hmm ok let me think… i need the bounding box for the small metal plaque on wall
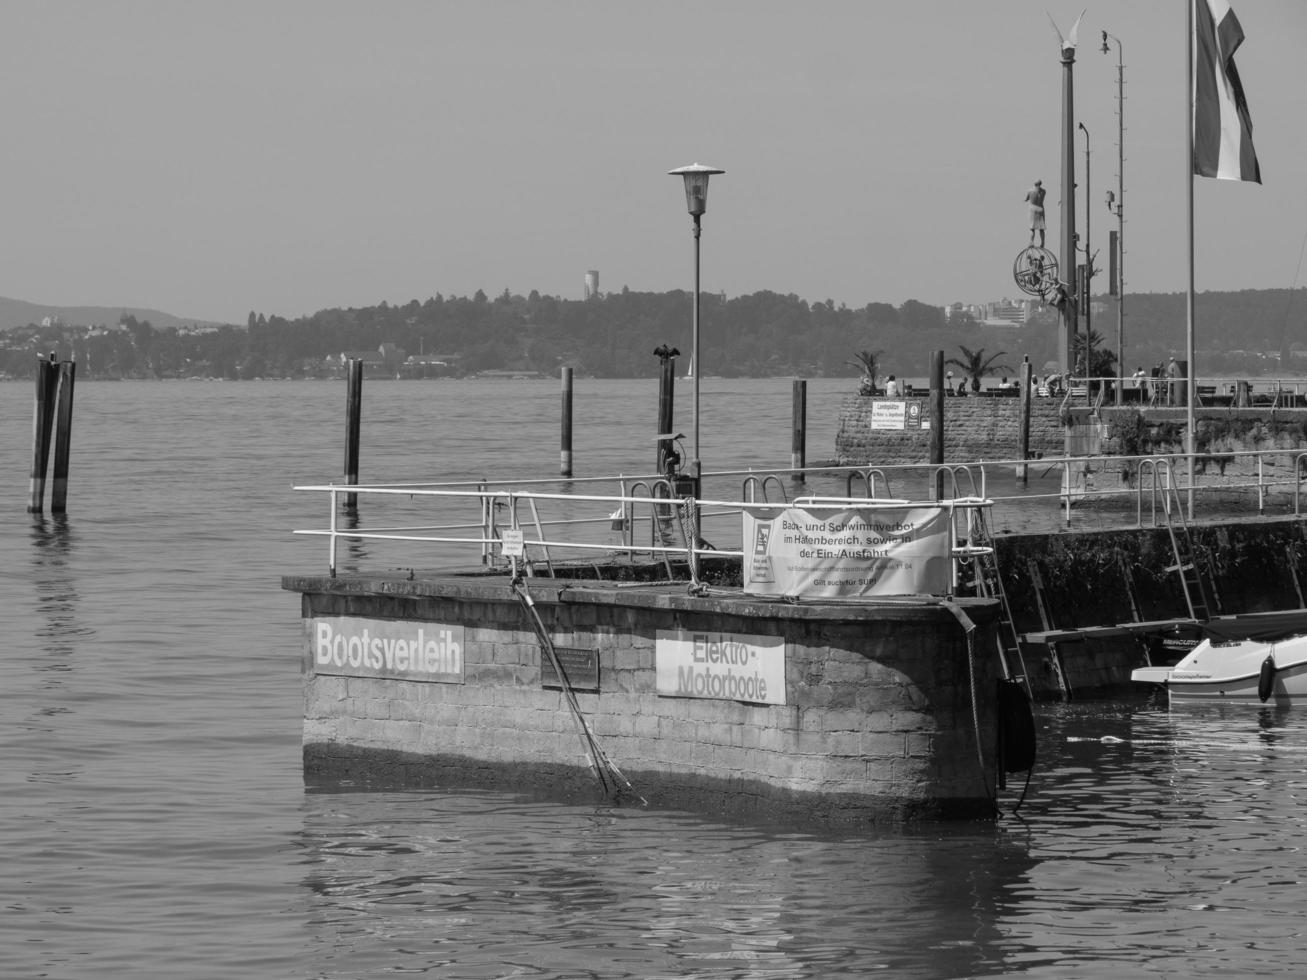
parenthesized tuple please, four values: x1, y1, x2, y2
(541, 647, 600, 692)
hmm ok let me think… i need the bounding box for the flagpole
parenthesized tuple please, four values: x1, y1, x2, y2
(1186, 0, 1197, 519)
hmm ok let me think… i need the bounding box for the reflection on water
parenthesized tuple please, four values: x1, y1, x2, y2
(298, 791, 1035, 979)
(29, 514, 90, 664)
(296, 701, 1307, 979)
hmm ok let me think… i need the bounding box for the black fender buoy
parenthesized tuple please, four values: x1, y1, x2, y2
(1258, 653, 1277, 704)
(997, 678, 1037, 772)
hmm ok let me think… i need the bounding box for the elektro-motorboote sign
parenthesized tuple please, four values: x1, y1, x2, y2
(655, 629, 786, 705)
(742, 504, 952, 598)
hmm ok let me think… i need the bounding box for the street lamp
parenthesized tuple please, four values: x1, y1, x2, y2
(1101, 29, 1125, 405)
(668, 162, 724, 488)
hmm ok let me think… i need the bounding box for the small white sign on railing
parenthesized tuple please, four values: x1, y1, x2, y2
(499, 528, 525, 557)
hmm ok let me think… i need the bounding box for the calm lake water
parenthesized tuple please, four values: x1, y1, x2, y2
(3, 378, 1306, 979)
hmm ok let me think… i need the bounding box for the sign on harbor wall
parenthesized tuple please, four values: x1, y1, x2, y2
(655, 629, 786, 705)
(742, 505, 953, 598)
(309, 616, 465, 683)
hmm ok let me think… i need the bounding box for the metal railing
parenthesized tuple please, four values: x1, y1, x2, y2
(293, 447, 1307, 577)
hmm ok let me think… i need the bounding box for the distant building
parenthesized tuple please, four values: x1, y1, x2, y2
(982, 298, 1031, 328)
(584, 270, 600, 300)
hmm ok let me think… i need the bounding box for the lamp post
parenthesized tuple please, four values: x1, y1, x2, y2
(668, 162, 724, 490)
(1101, 30, 1125, 406)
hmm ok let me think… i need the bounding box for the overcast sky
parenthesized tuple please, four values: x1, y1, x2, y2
(2, 0, 1303, 324)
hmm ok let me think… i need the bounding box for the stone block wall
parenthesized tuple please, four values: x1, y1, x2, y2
(835, 395, 1067, 467)
(293, 580, 1002, 823)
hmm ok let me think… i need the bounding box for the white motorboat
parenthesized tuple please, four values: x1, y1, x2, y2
(1133, 614, 1307, 705)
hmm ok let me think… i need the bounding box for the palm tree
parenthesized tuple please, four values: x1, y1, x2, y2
(946, 345, 1014, 392)
(1073, 328, 1117, 383)
(846, 349, 883, 395)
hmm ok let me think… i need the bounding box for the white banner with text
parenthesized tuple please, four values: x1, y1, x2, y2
(742, 504, 952, 598)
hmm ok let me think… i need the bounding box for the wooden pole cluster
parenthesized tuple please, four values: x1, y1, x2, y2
(28, 354, 75, 514)
(344, 357, 363, 510)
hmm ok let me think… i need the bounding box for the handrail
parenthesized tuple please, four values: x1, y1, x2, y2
(296, 446, 1307, 579)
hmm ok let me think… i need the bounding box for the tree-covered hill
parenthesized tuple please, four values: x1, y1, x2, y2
(1, 285, 1304, 380)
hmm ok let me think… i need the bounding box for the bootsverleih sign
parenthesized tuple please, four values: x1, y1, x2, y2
(309, 616, 465, 683)
(742, 504, 952, 598)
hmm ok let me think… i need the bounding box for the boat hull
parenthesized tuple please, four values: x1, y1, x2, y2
(1132, 634, 1307, 705)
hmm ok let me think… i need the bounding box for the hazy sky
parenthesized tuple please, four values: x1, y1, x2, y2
(3, 1, 1304, 324)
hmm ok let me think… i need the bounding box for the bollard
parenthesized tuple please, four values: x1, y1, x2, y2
(51, 360, 77, 514)
(27, 354, 59, 513)
(344, 358, 362, 510)
(790, 379, 806, 483)
(560, 367, 573, 476)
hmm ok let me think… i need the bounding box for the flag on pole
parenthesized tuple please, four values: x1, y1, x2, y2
(1193, 0, 1261, 182)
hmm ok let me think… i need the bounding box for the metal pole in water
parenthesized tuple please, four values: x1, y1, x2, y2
(344, 357, 362, 511)
(560, 366, 573, 477)
(27, 354, 59, 513)
(790, 379, 806, 484)
(51, 359, 77, 514)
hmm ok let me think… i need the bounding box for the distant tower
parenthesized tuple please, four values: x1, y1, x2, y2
(584, 270, 599, 300)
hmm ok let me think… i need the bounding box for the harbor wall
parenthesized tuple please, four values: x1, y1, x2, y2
(835, 395, 1065, 466)
(287, 576, 1004, 823)
(837, 397, 1307, 471)
(992, 516, 1307, 699)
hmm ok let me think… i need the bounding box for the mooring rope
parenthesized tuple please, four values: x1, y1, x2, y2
(510, 577, 645, 805)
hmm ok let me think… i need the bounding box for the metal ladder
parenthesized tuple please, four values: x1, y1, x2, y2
(1159, 481, 1215, 621)
(964, 506, 1031, 695)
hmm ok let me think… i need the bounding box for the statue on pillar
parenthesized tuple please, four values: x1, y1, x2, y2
(1025, 179, 1047, 248)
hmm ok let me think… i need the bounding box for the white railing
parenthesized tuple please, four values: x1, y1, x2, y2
(292, 448, 1307, 577)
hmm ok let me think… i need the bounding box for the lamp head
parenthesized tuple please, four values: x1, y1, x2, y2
(668, 162, 725, 217)
(1100, 30, 1108, 54)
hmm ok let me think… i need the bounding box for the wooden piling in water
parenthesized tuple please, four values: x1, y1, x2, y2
(790, 379, 806, 483)
(344, 358, 362, 510)
(656, 351, 676, 474)
(930, 351, 944, 500)
(1019, 358, 1033, 485)
(27, 354, 59, 513)
(51, 360, 77, 514)
(560, 367, 573, 476)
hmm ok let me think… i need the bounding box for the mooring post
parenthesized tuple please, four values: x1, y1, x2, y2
(654, 345, 677, 474)
(344, 357, 362, 511)
(930, 350, 945, 500)
(1019, 357, 1033, 485)
(790, 379, 807, 484)
(51, 359, 77, 514)
(560, 366, 574, 477)
(27, 354, 59, 513)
